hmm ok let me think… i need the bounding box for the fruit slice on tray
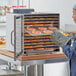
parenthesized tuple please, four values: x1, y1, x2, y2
(38, 27, 47, 31)
(27, 27, 36, 31)
(32, 30, 42, 35)
(48, 27, 57, 30)
(43, 30, 53, 34)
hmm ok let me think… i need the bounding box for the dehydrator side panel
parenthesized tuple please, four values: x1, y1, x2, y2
(6, 14, 15, 51)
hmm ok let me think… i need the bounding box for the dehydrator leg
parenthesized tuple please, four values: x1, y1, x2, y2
(24, 65, 28, 76)
(24, 64, 43, 76)
(34, 64, 44, 76)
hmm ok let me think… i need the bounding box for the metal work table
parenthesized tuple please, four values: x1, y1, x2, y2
(21, 57, 69, 76)
(0, 49, 69, 76)
(20, 57, 68, 65)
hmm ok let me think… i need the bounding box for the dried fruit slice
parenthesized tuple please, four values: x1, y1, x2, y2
(48, 27, 57, 30)
(38, 27, 47, 31)
(32, 30, 42, 35)
(27, 28, 36, 31)
(43, 30, 53, 34)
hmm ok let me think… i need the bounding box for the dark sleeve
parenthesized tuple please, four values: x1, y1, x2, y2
(62, 45, 73, 59)
(72, 40, 76, 55)
(62, 40, 76, 59)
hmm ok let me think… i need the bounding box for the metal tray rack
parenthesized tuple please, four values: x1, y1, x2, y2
(14, 13, 60, 58)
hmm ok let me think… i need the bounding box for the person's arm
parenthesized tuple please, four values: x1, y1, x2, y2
(62, 40, 76, 59)
(62, 45, 73, 59)
(72, 40, 76, 54)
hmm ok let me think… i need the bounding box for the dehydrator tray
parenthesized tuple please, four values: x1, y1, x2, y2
(24, 39, 51, 43)
(24, 24, 59, 28)
(24, 28, 55, 36)
(24, 14, 59, 18)
(51, 29, 73, 47)
(24, 22, 58, 25)
(24, 36, 51, 39)
(24, 42, 55, 45)
(24, 45, 58, 49)
(24, 48, 59, 55)
(24, 15, 59, 19)
(24, 21, 55, 24)
(24, 18, 58, 21)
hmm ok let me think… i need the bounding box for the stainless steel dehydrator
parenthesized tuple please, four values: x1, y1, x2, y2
(6, 13, 60, 60)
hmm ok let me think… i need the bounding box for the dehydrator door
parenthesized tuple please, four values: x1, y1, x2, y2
(14, 15, 24, 60)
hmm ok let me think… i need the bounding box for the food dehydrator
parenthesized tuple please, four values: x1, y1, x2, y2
(6, 13, 60, 59)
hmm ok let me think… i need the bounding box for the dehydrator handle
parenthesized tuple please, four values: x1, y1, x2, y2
(11, 30, 14, 46)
